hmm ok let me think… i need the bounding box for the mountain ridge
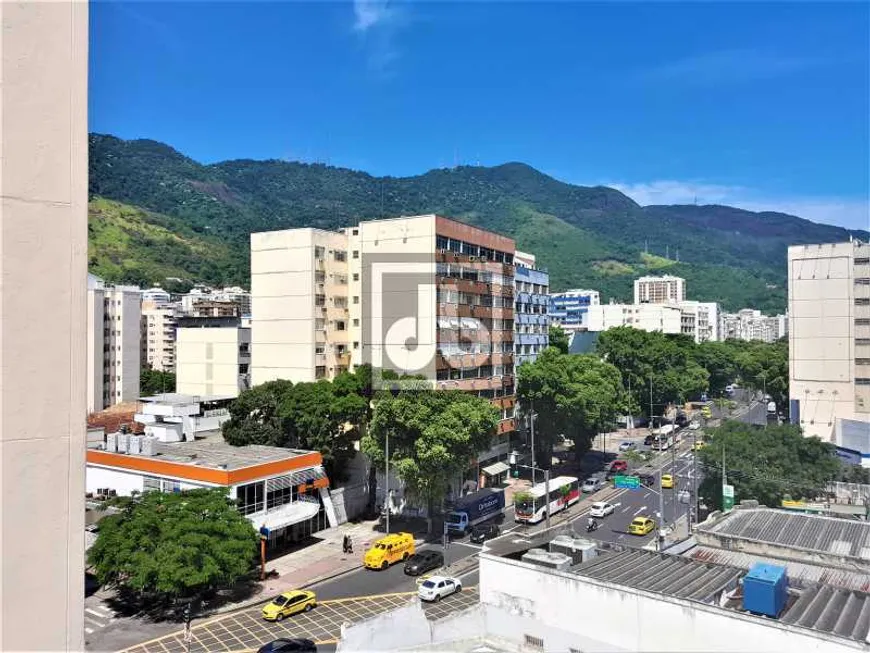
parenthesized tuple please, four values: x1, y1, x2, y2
(87, 133, 868, 312)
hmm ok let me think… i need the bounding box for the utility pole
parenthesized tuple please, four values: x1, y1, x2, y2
(385, 431, 390, 535)
(545, 468, 551, 531)
(627, 375, 633, 436)
(530, 400, 536, 485)
(658, 468, 666, 550)
(649, 378, 654, 426)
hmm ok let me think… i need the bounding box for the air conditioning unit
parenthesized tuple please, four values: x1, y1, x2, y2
(105, 432, 118, 453)
(142, 436, 157, 457)
(128, 435, 143, 455)
(116, 432, 129, 454)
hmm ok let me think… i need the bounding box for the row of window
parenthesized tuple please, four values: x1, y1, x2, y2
(436, 365, 512, 381)
(437, 263, 512, 287)
(516, 324, 548, 335)
(438, 342, 513, 356)
(515, 303, 547, 315)
(437, 290, 513, 308)
(436, 235, 514, 264)
(515, 281, 548, 295)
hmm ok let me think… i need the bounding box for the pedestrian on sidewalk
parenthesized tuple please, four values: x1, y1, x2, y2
(347, 536, 354, 555)
(342, 534, 349, 554)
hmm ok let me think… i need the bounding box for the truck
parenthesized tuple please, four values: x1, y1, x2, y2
(445, 487, 506, 536)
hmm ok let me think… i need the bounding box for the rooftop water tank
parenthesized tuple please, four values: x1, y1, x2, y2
(521, 549, 572, 571)
(743, 562, 788, 618)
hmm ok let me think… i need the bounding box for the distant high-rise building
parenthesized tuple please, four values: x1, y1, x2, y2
(87, 275, 141, 412)
(548, 289, 601, 333)
(634, 275, 686, 305)
(587, 302, 683, 334)
(141, 294, 179, 373)
(175, 316, 251, 397)
(789, 241, 870, 446)
(721, 308, 788, 343)
(514, 251, 550, 367)
(678, 300, 721, 343)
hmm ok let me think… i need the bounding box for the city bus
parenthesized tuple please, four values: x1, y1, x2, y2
(514, 476, 580, 525)
(652, 425, 676, 451)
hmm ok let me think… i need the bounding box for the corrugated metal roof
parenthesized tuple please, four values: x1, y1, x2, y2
(781, 585, 870, 642)
(699, 507, 870, 560)
(572, 549, 744, 603)
(686, 546, 870, 593)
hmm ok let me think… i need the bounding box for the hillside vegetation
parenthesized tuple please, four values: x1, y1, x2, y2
(88, 134, 868, 310)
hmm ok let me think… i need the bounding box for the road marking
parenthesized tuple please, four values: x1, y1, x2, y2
(85, 607, 108, 618)
(85, 627, 95, 634)
(633, 506, 648, 516)
(620, 504, 633, 514)
(451, 541, 482, 551)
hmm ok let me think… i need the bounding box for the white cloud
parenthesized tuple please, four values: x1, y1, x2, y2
(353, 0, 393, 33)
(607, 180, 870, 232)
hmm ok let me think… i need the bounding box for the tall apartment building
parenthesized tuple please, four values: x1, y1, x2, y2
(548, 289, 601, 333)
(252, 215, 518, 480)
(87, 274, 141, 412)
(788, 241, 870, 447)
(0, 1, 88, 648)
(176, 316, 252, 397)
(722, 308, 788, 342)
(587, 302, 683, 334)
(678, 301, 720, 343)
(141, 288, 179, 372)
(214, 285, 252, 315)
(180, 284, 251, 317)
(514, 251, 550, 367)
(634, 275, 686, 305)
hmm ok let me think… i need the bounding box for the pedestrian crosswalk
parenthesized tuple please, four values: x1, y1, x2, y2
(84, 604, 115, 634)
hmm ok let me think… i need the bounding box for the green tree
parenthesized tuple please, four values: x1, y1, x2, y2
(697, 421, 840, 509)
(88, 488, 258, 601)
(548, 324, 570, 354)
(517, 348, 624, 463)
(362, 390, 498, 527)
(222, 380, 294, 447)
(140, 368, 176, 395)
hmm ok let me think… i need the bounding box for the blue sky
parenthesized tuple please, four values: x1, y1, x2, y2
(90, 1, 870, 230)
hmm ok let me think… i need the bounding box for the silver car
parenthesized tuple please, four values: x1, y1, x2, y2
(582, 477, 604, 493)
(417, 575, 462, 602)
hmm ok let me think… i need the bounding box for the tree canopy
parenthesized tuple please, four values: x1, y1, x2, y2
(517, 348, 625, 463)
(697, 422, 840, 509)
(140, 368, 176, 396)
(548, 324, 570, 354)
(362, 389, 498, 518)
(88, 488, 258, 600)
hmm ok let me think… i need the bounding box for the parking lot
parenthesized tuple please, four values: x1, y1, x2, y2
(121, 587, 480, 653)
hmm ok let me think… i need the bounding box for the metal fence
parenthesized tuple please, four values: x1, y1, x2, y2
(826, 481, 870, 505)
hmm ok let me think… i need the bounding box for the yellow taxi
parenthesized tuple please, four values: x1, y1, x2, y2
(661, 474, 674, 489)
(701, 406, 713, 419)
(261, 590, 317, 621)
(692, 439, 706, 451)
(629, 516, 656, 536)
(363, 532, 415, 570)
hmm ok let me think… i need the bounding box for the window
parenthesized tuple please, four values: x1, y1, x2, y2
(857, 319, 870, 326)
(236, 483, 265, 515)
(333, 250, 347, 262)
(353, 341, 359, 349)
(314, 246, 325, 260)
(352, 250, 359, 259)
(335, 321, 346, 331)
(315, 345, 325, 355)
(352, 228, 359, 236)
(353, 296, 359, 304)
(524, 635, 544, 651)
(353, 273, 359, 281)
(353, 318, 360, 327)
(857, 379, 870, 386)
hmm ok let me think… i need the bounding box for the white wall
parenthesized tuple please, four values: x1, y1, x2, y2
(87, 465, 216, 496)
(176, 325, 246, 397)
(0, 2, 88, 649)
(87, 285, 105, 412)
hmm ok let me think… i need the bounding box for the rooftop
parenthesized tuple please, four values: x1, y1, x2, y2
(781, 584, 870, 642)
(139, 392, 236, 405)
(572, 549, 744, 603)
(697, 506, 870, 562)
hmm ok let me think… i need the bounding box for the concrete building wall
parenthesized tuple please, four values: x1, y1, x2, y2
(789, 242, 869, 440)
(251, 228, 349, 384)
(141, 304, 178, 372)
(87, 285, 106, 413)
(0, 1, 88, 650)
(589, 303, 682, 334)
(634, 275, 686, 305)
(176, 326, 250, 397)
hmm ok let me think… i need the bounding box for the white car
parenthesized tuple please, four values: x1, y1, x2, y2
(618, 441, 636, 452)
(589, 501, 615, 518)
(417, 575, 462, 602)
(688, 420, 701, 430)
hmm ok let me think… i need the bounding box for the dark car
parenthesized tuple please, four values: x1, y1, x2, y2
(469, 523, 500, 544)
(258, 639, 317, 653)
(403, 550, 444, 576)
(643, 434, 655, 446)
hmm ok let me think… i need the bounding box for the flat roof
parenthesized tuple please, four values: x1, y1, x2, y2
(139, 434, 313, 471)
(139, 392, 236, 404)
(697, 507, 870, 561)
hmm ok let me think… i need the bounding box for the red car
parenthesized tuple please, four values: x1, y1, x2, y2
(608, 460, 628, 477)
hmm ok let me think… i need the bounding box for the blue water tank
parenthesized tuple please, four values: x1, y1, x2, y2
(743, 563, 788, 618)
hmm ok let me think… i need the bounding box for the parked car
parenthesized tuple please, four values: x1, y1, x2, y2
(469, 523, 500, 544)
(688, 420, 701, 430)
(643, 434, 655, 446)
(404, 550, 444, 576)
(582, 477, 605, 493)
(589, 501, 615, 518)
(628, 516, 656, 536)
(262, 590, 317, 621)
(618, 441, 636, 452)
(258, 639, 317, 653)
(417, 575, 462, 602)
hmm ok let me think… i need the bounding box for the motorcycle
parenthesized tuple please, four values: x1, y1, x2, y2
(586, 520, 599, 533)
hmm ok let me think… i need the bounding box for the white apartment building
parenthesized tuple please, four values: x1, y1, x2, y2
(175, 316, 251, 397)
(180, 284, 251, 317)
(634, 274, 686, 305)
(679, 300, 721, 343)
(214, 285, 252, 315)
(722, 308, 788, 343)
(587, 302, 683, 334)
(789, 240, 870, 446)
(548, 289, 601, 333)
(141, 292, 179, 372)
(87, 274, 142, 412)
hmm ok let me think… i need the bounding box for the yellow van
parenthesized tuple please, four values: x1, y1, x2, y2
(363, 532, 415, 570)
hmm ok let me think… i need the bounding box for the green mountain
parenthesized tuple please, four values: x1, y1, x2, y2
(88, 133, 868, 311)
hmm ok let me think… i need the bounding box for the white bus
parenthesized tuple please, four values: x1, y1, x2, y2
(514, 476, 580, 525)
(652, 425, 676, 450)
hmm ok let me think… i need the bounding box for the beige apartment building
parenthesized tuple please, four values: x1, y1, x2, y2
(588, 302, 683, 334)
(789, 241, 870, 448)
(0, 1, 88, 649)
(634, 274, 686, 305)
(251, 215, 517, 442)
(87, 274, 142, 412)
(141, 298, 179, 372)
(176, 316, 252, 397)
